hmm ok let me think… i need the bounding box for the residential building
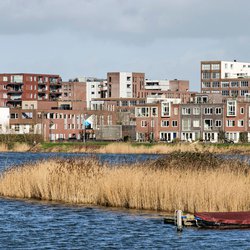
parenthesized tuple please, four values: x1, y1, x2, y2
(0, 73, 62, 108)
(201, 60, 250, 98)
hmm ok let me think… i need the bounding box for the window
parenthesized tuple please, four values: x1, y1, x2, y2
(202, 73, 211, 79)
(172, 121, 178, 127)
(226, 120, 235, 127)
(215, 107, 222, 115)
(161, 102, 170, 117)
(193, 120, 200, 128)
(10, 113, 18, 119)
(212, 72, 220, 79)
(222, 82, 229, 88)
(161, 120, 169, 127)
(136, 107, 149, 117)
(204, 107, 213, 115)
(182, 119, 191, 130)
(215, 120, 222, 127)
(211, 64, 220, 70)
(182, 107, 191, 115)
(202, 64, 210, 70)
(238, 120, 244, 127)
(241, 81, 248, 87)
(240, 107, 244, 114)
(3, 76, 8, 82)
(222, 90, 229, 96)
(193, 107, 200, 115)
(212, 82, 220, 88)
(227, 100, 236, 116)
(204, 119, 213, 130)
(202, 82, 211, 88)
(231, 90, 238, 97)
(15, 125, 20, 131)
(241, 90, 248, 96)
(141, 120, 148, 127)
(151, 108, 158, 117)
(231, 81, 239, 87)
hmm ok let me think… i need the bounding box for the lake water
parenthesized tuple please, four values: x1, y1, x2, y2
(0, 152, 249, 249)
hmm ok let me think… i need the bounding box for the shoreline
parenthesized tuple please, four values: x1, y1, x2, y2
(1, 141, 250, 155)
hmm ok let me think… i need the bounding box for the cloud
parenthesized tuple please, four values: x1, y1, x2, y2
(0, 0, 250, 43)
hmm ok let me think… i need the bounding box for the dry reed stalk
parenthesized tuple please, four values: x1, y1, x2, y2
(12, 143, 31, 152)
(0, 153, 249, 213)
(0, 144, 8, 152)
(97, 142, 241, 155)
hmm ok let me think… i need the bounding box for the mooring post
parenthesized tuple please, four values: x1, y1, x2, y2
(176, 210, 183, 232)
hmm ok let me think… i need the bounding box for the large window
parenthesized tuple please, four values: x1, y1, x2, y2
(161, 102, 170, 117)
(222, 90, 229, 96)
(204, 107, 213, 115)
(212, 82, 220, 88)
(231, 81, 239, 87)
(202, 82, 211, 88)
(226, 120, 235, 127)
(202, 73, 211, 79)
(182, 119, 191, 131)
(182, 107, 191, 115)
(211, 64, 220, 70)
(193, 120, 200, 128)
(136, 107, 149, 117)
(222, 82, 229, 88)
(204, 119, 213, 130)
(241, 81, 248, 87)
(202, 64, 211, 70)
(227, 100, 236, 116)
(193, 107, 200, 115)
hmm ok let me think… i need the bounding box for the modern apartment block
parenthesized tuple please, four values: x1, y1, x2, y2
(107, 72, 145, 98)
(201, 60, 250, 98)
(135, 99, 181, 142)
(0, 73, 62, 108)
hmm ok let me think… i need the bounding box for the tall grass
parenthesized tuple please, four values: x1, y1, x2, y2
(0, 152, 249, 213)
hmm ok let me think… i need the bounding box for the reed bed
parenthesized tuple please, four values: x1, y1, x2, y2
(0, 152, 249, 213)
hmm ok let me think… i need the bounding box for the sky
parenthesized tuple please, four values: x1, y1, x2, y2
(1, 0, 250, 91)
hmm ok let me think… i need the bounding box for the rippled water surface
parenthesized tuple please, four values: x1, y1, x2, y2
(0, 152, 249, 249)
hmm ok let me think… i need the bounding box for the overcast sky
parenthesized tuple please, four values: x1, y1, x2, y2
(1, 0, 250, 91)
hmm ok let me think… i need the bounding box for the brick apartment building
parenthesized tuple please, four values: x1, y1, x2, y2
(0, 73, 62, 108)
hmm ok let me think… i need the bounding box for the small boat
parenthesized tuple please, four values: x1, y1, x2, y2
(194, 212, 250, 229)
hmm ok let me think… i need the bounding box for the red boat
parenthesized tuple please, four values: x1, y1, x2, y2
(195, 212, 250, 229)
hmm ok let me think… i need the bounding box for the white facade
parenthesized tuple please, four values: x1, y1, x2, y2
(145, 80, 170, 91)
(119, 72, 132, 98)
(86, 81, 107, 109)
(0, 107, 10, 133)
(221, 61, 250, 79)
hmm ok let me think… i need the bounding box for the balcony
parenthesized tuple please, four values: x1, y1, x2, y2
(38, 88, 46, 92)
(7, 88, 23, 94)
(38, 81, 46, 86)
(6, 82, 24, 86)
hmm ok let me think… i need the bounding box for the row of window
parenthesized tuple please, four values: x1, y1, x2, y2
(222, 90, 248, 97)
(141, 120, 178, 127)
(201, 64, 220, 70)
(182, 107, 222, 115)
(202, 81, 249, 88)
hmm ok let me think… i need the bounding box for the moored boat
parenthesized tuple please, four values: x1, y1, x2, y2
(194, 212, 250, 229)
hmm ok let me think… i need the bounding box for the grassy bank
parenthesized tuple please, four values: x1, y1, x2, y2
(0, 152, 249, 213)
(2, 141, 250, 154)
